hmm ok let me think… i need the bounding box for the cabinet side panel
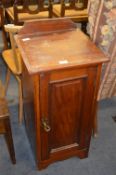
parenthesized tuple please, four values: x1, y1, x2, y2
(22, 63, 37, 158)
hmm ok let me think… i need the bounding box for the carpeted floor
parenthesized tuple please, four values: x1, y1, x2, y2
(0, 31, 116, 175)
(0, 98, 116, 175)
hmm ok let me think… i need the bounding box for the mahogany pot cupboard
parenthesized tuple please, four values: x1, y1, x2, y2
(15, 18, 108, 170)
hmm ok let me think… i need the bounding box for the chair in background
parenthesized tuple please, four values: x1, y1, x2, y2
(5, 0, 53, 25)
(53, 0, 88, 33)
(2, 24, 23, 124)
(0, 1, 8, 50)
(0, 91, 16, 164)
(88, 0, 116, 136)
(0, 2, 2, 28)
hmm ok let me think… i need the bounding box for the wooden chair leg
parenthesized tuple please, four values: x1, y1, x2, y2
(4, 117, 16, 164)
(0, 79, 5, 98)
(19, 79, 23, 124)
(93, 103, 98, 137)
(4, 68, 11, 96)
(93, 112, 98, 137)
(1, 26, 9, 50)
(16, 76, 23, 124)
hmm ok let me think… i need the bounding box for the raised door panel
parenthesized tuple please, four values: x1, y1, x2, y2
(49, 77, 86, 153)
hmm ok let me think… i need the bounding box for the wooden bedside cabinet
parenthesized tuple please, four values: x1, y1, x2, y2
(15, 18, 108, 170)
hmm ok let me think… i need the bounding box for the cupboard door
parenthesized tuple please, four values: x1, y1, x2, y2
(49, 78, 86, 150)
(40, 67, 97, 160)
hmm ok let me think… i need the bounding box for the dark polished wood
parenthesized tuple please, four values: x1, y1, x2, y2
(15, 18, 108, 170)
(0, 98, 16, 164)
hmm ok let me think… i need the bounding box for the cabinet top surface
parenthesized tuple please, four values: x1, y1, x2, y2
(15, 18, 108, 74)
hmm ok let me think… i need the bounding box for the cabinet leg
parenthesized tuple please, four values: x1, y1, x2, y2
(78, 150, 89, 159)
